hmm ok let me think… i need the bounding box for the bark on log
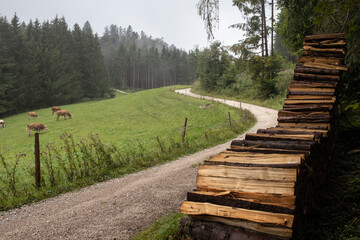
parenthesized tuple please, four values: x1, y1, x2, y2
(181, 216, 291, 240)
(229, 145, 310, 155)
(231, 139, 314, 151)
(295, 64, 340, 75)
(302, 50, 344, 58)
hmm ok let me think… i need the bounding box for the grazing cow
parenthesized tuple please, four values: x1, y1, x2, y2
(0, 119, 5, 128)
(52, 106, 61, 115)
(28, 112, 39, 120)
(56, 110, 72, 121)
(27, 123, 48, 136)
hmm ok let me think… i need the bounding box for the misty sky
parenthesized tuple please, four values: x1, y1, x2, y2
(0, 0, 247, 51)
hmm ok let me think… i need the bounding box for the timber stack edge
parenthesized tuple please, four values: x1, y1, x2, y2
(180, 33, 348, 239)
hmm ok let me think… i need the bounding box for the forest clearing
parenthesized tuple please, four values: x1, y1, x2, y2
(0, 86, 255, 210)
(0, 88, 276, 240)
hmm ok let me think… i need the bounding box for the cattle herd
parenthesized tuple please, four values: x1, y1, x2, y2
(0, 106, 73, 136)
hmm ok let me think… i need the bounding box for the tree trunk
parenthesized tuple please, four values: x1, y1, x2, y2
(261, 0, 268, 57)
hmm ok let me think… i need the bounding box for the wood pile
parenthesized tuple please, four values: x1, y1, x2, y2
(180, 33, 347, 239)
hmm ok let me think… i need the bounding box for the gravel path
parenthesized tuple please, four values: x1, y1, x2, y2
(0, 88, 278, 240)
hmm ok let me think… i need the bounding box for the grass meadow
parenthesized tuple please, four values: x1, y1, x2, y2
(0, 86, 255, 210)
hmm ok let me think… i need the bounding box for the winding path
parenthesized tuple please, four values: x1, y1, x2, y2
(0, 88, 277, 240)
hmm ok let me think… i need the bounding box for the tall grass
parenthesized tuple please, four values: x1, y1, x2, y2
(192, 68, 294, 110)
(0, 86, 255, 210)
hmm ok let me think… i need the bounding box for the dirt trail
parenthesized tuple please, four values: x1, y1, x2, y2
(0, 88, 277, 240)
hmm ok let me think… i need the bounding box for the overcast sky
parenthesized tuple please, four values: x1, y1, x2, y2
(0, 0, 248, 51)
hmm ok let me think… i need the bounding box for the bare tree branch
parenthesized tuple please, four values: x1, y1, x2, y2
(197, 0, 220, 40)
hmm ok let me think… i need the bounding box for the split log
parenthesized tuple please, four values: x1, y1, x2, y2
(208, 151, 304, 166)
(281, 105, 332, 112)
(303, 62, 348, 71)
(229, 145, 310, 156)
(298, 56, 342, 66)
(291, 80, 338, 87)
(245, 133, 315, 142)
(278, 122, 330, 129)
(257, 128, 325, 138)
(303, 39, 346, 47)
(197, 175, 295, 195)
(187, 192, 294, 214)
(180, 201, 294, 228)
(302, 50, 344, 58)
(304, 33, 345, 41)
(198, 164, 297, 182)
(293, 73, 339, 81)
(287, 95, 336, 100)
(195, 188, 296, 209)
(288, 86, 335, 92)
(278, 110, 330, 116)
(284, 99, 335, 105)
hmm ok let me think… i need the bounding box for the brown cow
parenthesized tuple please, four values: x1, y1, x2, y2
(0, 119, 5, 128)
(51, 106, 61, 115)
(28, 112, 39, 120)
(56, 110, 72, 121)
(27, 123, 48, 136)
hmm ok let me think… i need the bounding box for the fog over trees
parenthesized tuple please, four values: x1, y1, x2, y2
(0, 15, 197, 118)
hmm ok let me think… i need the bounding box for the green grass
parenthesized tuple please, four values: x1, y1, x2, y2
(0, 86, 255, 210)
(191, 68, 294, 110)
(132, 213, 185, 240)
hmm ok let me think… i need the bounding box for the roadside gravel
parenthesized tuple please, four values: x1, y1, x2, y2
(0, 88, 277, 240)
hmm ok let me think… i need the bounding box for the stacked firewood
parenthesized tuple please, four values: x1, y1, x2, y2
(180, 33, 347, 239)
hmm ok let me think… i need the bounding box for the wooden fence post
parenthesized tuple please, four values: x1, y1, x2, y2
(228, 112, 232, 128)
(181, 118, 188, 144)
(35, 132, 41, 187)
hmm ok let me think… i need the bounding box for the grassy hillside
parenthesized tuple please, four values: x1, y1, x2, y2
(0, 86, 255, 210)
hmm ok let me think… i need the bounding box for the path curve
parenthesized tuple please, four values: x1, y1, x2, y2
(0, 88, 277, 240)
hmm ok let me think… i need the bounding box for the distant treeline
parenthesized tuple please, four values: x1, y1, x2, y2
(0, 15, 197, 118)
(100, 25, 196, 90)
(0, 15, 112, 118)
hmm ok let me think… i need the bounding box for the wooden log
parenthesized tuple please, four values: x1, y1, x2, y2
(278, 122, 330, 129)
(257, 128, 325, 138)
(288, 86, 335, 93)
(187, 192, 294, 214)
(304, 33, 345, 41)
(302, 50, 344, 58)
(294, 73, 340, 81)
(298, 56, 342, 65)
(208, 152, 304, 166)
(303, 45, 345, 54)
(287, 91, 335, 97)
(303, 39, 346, 47)
(295, 64, 340, 75)
(245, 133, 315, 142)
(284, 99, 335, 105)
(303, 62, 348, 71)
(197, 175, 295, 195)
(281, 105, 332, 112)
(229, 145, 310, 155)
(193, 188, 296, 209)
(181, 216, 292, 239)
(278, 115, 330, 123)
(180, 201, 294, 228)
(278, 110, 330, 116)
(291, 80, 338, 87)
(289, 82, 338, 88)
(287, 95, 336, 100)
(231, 139, 313, 151)
(198, 164, 297, 182)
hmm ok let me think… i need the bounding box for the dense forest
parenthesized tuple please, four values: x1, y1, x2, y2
(0, 15, 197, 118)
(100, 25, 196, 90)
(0, 15, 112, 118)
